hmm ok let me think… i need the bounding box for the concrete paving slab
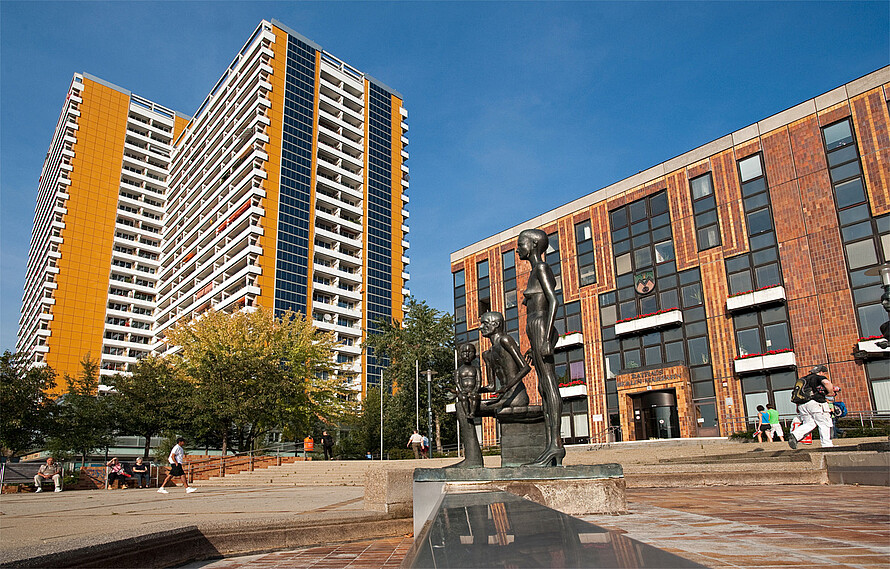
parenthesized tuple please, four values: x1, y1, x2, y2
(186, 485, 890, 569)
(0, 485, 375, 565)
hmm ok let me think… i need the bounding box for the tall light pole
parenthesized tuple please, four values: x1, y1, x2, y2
(424, 368, 437, 452)
(379, 370, 384, 461)
(415, 360, 420, 432)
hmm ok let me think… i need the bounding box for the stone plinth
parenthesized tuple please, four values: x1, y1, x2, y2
(495, 410, 545, 467)
(412, 464, 626, 537)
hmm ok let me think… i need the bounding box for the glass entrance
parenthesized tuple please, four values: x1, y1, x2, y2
(632, 389, 681, 439)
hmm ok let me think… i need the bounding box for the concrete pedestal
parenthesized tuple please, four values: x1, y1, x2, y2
(499, 416, 546, 467)
(412, 464, 626, 537)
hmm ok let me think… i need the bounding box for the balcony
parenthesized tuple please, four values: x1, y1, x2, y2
(726, 285, 786, 312)
(734, 350, 797, 374)
(615, 308, 682, 336)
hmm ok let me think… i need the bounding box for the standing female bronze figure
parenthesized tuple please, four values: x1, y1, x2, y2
(517, 228, 565, 466)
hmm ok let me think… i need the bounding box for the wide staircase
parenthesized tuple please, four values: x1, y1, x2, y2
(622, 450, 826, 487)
(191, 457, 459, 487)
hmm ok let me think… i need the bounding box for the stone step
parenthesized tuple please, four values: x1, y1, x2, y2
(625, 468, 826, 487)
(624, 460, 826, 487)
(658, 453, 813, 464)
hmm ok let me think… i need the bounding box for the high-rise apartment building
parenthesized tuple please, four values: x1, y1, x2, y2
(18, 20, 409, 397)
(17, 73, 186, 390)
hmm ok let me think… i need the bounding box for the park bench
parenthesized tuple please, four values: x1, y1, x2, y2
(0, 462, 48, 488)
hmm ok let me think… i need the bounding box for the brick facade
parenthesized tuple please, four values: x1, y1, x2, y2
(451, 69, 890, 443)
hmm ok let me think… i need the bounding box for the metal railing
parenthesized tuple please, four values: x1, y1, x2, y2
(720, 410, 890, 435)
(183, 442, 311, 483)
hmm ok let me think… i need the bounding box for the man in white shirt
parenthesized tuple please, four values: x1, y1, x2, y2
(158, 437, 196, 494)
(407, 430, 423, 459)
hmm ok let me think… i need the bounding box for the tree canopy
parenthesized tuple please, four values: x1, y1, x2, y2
(106, 355, 193, 458)
(362, 298, 456, 452)
(0, 351, 56, 458)
(165, 307, 354, 454)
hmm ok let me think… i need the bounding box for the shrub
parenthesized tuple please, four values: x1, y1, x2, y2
(729, 430, 757, 442)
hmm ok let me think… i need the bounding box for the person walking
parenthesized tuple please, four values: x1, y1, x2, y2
(421, 434, 430, 459)
(790, 365, 835, 449)
(158, 437, 196, 494)
(754, 405, 770, 443)
(320, 430, 334, 460)
(407, 430, 423, 459)
(765, 403, 784, 442)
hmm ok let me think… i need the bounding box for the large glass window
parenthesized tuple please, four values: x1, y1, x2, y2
(689, 173, 721, 250)
(453, 269, 466, 336)
(822, 119, 889, 338)
(501, 250, 519, 343)
(726, 153, 783, 294)
(477, 259, 490, 315)
(575, 220, 596, 286)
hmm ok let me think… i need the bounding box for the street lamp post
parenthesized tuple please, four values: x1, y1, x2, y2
(424, 368, 437, 453)
(380, 370, 384, 461)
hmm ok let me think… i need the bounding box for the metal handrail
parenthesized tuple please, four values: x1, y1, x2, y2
(721, 410, 890, 434)
(183, 442, 311, 483)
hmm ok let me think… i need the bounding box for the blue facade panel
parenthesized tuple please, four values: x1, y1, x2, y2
(365, 83, 395, 387)
(274, 35, 317, 316)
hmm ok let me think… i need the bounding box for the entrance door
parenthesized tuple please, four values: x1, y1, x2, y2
(695, 401, 719, 437)
(632, 390, 681, 439)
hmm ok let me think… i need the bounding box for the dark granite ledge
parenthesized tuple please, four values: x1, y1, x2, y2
(414, 463, 623, 482)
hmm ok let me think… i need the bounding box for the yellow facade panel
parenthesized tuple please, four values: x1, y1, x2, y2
(389, 94, 405, 323)
(44, 78, 129, 388)
(255, 25, 289, 311)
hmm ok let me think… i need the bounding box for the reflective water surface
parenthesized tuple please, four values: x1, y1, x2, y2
(403, 491, 704, 568)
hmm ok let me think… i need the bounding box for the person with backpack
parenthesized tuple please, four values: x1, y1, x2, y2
(789, 365, 835, 449)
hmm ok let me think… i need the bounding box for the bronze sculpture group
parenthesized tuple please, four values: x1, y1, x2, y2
(451, 229, 566, 468)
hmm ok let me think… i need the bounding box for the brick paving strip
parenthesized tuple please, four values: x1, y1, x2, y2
(188, 485, 889, 569)
(583, 486, 890, 569)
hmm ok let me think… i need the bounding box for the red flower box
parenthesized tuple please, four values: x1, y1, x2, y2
(734, 348, 792, 361)
(615, 307, 679, 325)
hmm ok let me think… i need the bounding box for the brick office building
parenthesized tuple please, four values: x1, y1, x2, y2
(450, 67, 889, 443)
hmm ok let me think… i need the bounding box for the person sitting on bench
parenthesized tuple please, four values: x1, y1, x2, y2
(34, 457, 63, 493)
(106, 458, 132, 489)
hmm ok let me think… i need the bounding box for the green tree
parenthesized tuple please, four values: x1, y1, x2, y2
(165, 307, 353, 455)
(107, 355, 193, 458)
(45, 354, 116, 466)
(363, 298, 456, 452)
(0, 351, 57, 458)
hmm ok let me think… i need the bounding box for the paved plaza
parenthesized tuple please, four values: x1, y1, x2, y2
(175, 486, 889, 569)
(2, 440, 888, 568)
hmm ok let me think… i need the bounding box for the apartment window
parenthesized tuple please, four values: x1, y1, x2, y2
(726, 153, 783, 295)
(741, 370, 798, 420)
(610, 193, 679, 320)
(545, 231, 563, 303)
(575, 220, 597, 286)
(734, 305, 792, 357)
(560, 397, 590, 445)
(453, 269, 467, 336)
(477, 259, 490, 315)
(821, 119, 890, 338)
(689, 173, 721, 250)
(554, 300, 583, 337)
(502, 250, 519, 343)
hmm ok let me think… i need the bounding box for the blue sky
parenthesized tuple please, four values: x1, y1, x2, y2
(1, 1, 887, 352)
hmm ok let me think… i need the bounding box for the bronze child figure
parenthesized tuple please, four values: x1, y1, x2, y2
(517, 228, 565, 466)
